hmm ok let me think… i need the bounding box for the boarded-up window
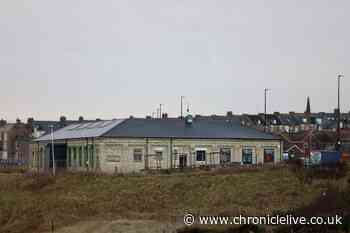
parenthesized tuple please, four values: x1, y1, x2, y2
(133, 149, 143, 162)
(106, 145, 122, 162)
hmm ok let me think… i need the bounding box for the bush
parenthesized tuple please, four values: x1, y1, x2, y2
(290, 162, 349, 184)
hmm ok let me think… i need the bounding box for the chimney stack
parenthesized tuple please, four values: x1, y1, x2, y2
(162, 113, 168, 119)
(0, 119, 7, 127)
(60, 116, 67, 122)
(27, 118, 34, 125)
(227, 111, 233, 117)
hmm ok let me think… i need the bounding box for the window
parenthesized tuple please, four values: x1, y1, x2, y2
(106, 145, 122, 162)
(72, 147, 76, 167)
(155, 151, 162, 168)
(173, 149, 178, 160)
(39, 148, 43, 168)
(32, 152, 35, 167)
(67, 148, 71, 167)
(133, 149, 143, 162)
(196, 150, 206, 161)
(84, 146, 89, 166)
(264, 148, 275, 163)
(155, 151, 163, 161)
(78, 147, 82, 167)
(220, 148, 231, 164)
(90, 145, 94, 168)
(242, 148, 253, 164)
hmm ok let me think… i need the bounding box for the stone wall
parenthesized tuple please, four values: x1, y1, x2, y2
(97, 138, 282, 174)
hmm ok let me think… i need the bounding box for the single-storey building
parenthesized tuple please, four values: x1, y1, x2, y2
(32, 116, 282, 174)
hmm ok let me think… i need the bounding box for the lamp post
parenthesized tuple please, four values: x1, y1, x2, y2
(50, 125, 56, 176)
(181, 96, 185, 119)
(264, 88, 270, 132)
(336, 74, 344, 151)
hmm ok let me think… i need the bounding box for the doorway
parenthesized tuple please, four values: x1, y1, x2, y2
(220, 148, 231, 165)
(179, 154, 187, 168)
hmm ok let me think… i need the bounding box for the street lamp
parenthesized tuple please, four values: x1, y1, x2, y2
(50, 125, 56, 176)
(336, 74, 344, 151)
(181, 96, 185, 119)
(264, 88, 270, 132)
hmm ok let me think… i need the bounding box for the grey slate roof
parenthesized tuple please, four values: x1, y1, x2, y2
(36, 119, 125, 141)
(36, 117, 280, 141)
(103, 118, 279, 140)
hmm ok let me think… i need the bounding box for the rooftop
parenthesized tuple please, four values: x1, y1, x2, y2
(36, 117, 279, 141)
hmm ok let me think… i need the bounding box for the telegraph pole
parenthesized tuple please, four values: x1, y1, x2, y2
(181, 96, 185, 119)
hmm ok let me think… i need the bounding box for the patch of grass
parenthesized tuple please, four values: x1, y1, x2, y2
(0, 166, 347, 233)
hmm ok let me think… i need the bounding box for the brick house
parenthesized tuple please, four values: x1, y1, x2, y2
(0, 119, 32, 161)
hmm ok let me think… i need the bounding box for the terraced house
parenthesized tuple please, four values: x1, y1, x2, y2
(33, 115, 282, 174)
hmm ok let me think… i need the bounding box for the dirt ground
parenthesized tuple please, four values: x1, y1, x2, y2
(45, 220, 178, 233)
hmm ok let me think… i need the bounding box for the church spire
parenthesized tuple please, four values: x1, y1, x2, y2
(305, 96, 311, 114)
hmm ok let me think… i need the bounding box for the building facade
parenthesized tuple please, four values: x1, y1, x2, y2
(34, 117, 282, 174)
(0, 119, 31, 161)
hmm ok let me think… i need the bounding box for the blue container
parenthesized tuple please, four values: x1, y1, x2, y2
(321, 151, 341, 164)
(310, 151, 341, 165)
(320, 151, 341, 165)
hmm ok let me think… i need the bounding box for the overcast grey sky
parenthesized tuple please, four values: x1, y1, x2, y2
(0, 0, 348, 121)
